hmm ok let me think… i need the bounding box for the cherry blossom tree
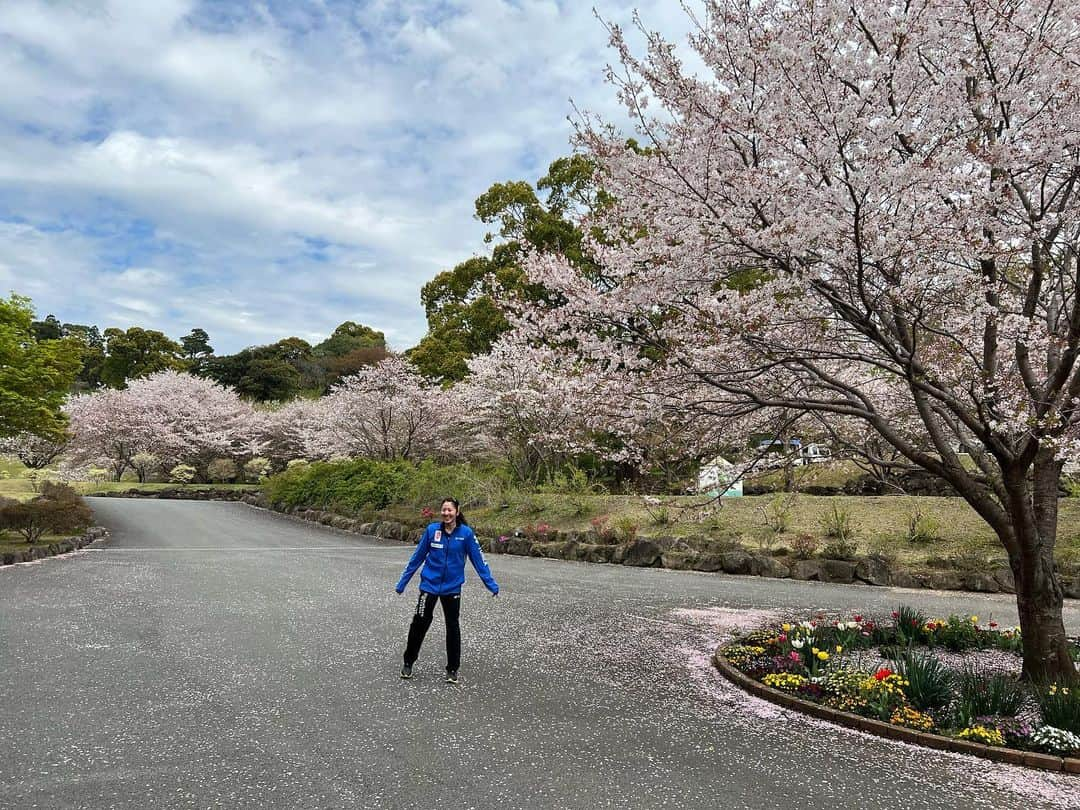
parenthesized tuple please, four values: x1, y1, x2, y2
(308, 357, 449, 461)
(64, 388, 145, 480)
(65, 371, 262, 479)
(521, 1, 1080, 681)
(0, 432, 70, 469)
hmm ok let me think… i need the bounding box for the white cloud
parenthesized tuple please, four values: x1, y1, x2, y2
(0, 0, 699, 353)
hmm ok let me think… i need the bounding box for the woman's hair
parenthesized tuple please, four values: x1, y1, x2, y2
(442, 497, 467, 526)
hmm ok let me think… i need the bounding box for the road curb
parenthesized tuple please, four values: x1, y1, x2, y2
(0, 526, 110, 567)
(712, 646, 1080, 774)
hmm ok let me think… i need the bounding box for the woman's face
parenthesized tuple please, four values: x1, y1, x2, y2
(441, 501, 458, 525)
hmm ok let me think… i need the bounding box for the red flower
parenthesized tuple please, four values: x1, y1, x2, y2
(853, 615, 862, 623)
(873, 667, 893, 681)
(891, 611, 899, 619)
(989, 621, 998, 628)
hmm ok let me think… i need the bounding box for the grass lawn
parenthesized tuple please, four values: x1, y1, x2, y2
(383, 491, 1080, 572)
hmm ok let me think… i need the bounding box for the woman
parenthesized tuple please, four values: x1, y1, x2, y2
(395, 497, 499, 683)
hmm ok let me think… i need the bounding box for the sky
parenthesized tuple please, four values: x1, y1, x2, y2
(0, 0, 696, 354)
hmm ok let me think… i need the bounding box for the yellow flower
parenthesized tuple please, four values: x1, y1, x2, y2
(970, 615, 979, 624)
(835, 645, 843, 653)
(817, 651, 829, 661)
(782, 623, 792, 632)
(812, 647, 820, 655)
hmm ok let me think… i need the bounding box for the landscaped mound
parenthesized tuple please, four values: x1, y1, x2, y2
(717, 606, 1080, 762)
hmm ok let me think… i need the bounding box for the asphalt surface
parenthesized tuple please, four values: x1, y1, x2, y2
(1, 499, 1078, 810)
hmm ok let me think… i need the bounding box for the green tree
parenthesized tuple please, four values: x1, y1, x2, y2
(408, 155, 602, 381)
(180, 328, 214, 360)
(0, 296, 82, 438)
(235, 357, 302, 401)
(100, 327, 186, 388)
(31, 314, 63, 341)
(312, 321, 385, 357)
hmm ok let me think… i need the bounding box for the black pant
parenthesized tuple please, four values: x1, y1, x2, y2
(403, 591, 461, 671)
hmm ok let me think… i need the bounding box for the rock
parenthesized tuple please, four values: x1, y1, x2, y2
(792, 559, 826, 581)
(622, 538, 663, 567)
(960, 572, 1000, 593)
(992, 567, 1016, 594)
(692, 553, 725, 573)
(756, 557, 791, 578)
(2, 553, 17, 565)
(928, 570, 965, 591)
(819, 559, 857, 583)
(1063, 578, 1080, 600)
(661, 551, 697, 570)
(721, 550, 757, 576)
(505, 538, 533, 556)
(358, 522, 375, 535)
(330, 516, 353, 530)
(888, 570, 926, 589)
(855, 557, 891, 586)
(583, 544, 616, 564)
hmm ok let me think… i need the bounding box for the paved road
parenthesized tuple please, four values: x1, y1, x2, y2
(1, 499, 1078, 810)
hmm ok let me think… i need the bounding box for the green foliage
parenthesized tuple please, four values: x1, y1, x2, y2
(757, 493, 795, 535)
(408, 155, 602, 382)
(612, 515, 638, 543)
(179, 328, 214, 359)
(892, 650, 955, 711)
(312, 321, 386, 357)
(907, 507, 942, 544)
(403, 460, 512, 510)
(263, 459, 413, 514)
(952, 667, 1025, 726)
(1037, 684, 1080, 735)
(537, 465, 607, 495)
(207, 458, 239, 483)
(819, 503, 857, 540)
(169, 464, 197, 484)
(100, 326, 186, 388)
(0, 295, 82, 438)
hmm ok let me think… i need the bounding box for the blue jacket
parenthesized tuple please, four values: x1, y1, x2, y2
(395, 522, 499, 596)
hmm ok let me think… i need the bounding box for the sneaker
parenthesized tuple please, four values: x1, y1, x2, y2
(445, 669, 459, 684)
(400, 663, 413, 679)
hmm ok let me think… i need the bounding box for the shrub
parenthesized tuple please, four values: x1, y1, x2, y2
(537, 465, 606, 495)
(822, 536, 859, 560)
(0, 484, 93, 543)
(893, 650, 954, 711)
(1037, 683, 1080, 735)
(169, 464, 197, 484)
(243, 457, 272, 482)
(906, 507, 941, 544)
(207, 458, 239, 483)
(263, 458, 412, 513)
(819, 503, 857, 540)
(790, 533, 819, 560)
(130, 452, 160, 483)
(758, 493, 795, 535)
(612, 516, 638, 543)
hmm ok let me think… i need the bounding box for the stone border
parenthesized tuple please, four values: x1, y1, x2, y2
(238, 495, 1080, 599)
(90, 488, 253, 501)
(712, 647, 1080, 774)
(0, 526, 110, 566)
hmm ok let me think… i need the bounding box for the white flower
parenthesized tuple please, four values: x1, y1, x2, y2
(1031, 726, 1080, 756)
(790, 638, 805, 650)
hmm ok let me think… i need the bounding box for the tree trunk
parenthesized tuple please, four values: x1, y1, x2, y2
(1007, 453, 1076, 684)
(1012, 545, 1074, 683)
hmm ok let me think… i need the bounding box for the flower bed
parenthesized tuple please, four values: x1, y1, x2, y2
(716, 606, 1080, 769)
